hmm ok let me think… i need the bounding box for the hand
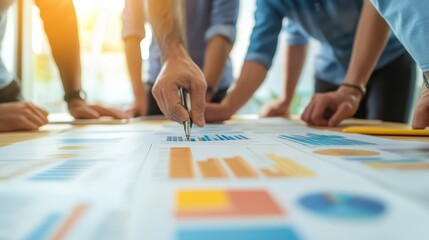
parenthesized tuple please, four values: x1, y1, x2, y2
(152, 50, 207, 127)
(67, 99, 130, 119)
(205, 92, 214, 103)
(126, 101, 148, 117)
(0, 102, 48, 132)
(260, 98, 291, 118)
(412, 87, 429, 129)
(205, 101, 234, 123)
(301, 87, 362, 127)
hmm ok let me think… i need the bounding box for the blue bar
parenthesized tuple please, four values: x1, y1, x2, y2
(217, 135, 226, 140)
(26, 213, 61, 240)
(191, 138, 196, 142)
(178, 137, 183, 142)
(239, 135, 248, 140)
(177, 226, 300, 240)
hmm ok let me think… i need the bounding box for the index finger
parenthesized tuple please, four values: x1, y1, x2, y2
(190, 82, 206, 127)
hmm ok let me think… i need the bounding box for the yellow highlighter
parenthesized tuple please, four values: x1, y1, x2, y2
(343, 126, 429, 136)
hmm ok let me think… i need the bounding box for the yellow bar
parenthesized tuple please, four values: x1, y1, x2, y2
(366, 162, 429, 170)
(197, 158, 228, 179)
(177, 190, 229, 211)
(169, 147, 194, 179)
(224, 156, 258, 178)
(266, 153, 314, 177)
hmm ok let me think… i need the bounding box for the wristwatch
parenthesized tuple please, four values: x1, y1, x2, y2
(64, 90, 87, 103)
(424, 75, 429, 89)
(206, 86, 218, 95)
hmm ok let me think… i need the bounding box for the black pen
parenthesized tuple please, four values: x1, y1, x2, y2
(179, 87, 192, 140)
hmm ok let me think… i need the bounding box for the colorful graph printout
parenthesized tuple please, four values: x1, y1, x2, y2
(176, 189, 284, 218)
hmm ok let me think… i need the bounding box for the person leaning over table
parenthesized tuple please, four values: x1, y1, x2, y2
(301, 0, 429, 129)
(205, 0, 416, 124)
(122, 0, 239, 117)
(0, 0, 128, 132)
(142, 0, 207, 126)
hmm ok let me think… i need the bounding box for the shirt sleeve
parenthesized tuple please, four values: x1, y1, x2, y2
(370, 0, 429, 73)
(205, 0, 239, 43)
(245, 0, 284, 70)
(122, 0, 146, 40)
(283, 19, 310, 46)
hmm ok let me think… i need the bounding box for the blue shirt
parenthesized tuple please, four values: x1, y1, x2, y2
(246, 0, 406, 85)
(122, 0, 239, 89)
(370, 0, 429, 73)
(0, 9, 13, 89)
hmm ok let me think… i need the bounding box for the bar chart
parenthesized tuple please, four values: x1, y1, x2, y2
(177, 226, 300, 240)
(25, 204, 89, 240)
(166, 134, 249, 142)
(30, 160, 96, 181)
(278, 133, 376, 147)
(261, 154, 315, 178)
(168, 148, 315, 180)
(175, 189, 284, 219)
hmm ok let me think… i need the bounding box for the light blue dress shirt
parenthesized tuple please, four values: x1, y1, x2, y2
(122, 0, 239, 90)
(0, 9, 14, 89)
(246, 0, 406, 85)
(370, 0, 429, 73)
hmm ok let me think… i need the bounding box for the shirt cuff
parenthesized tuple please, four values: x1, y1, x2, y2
(421, 63, 429, 73)
(205, 24, 237, 43)
(283, 34, 309, 46)
(245, 52, 273, 70)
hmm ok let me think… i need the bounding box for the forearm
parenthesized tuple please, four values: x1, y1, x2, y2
(223, 62, 267, 112)
(203, 36, 233, 89)
(124, 38, 146, 101)
(146, 0, 186, 61)
(36, 0, 81, 93)
(343, 0, 390, 87)
(283, 44, 307, 103)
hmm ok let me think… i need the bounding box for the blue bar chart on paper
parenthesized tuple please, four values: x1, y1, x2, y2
(278, 133, 376, 147)
(166, 134, 249, 142)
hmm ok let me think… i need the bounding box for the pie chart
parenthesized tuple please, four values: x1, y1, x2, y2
(299, 192, 385, 219)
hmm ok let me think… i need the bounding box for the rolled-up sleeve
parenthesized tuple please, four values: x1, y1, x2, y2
(205, 0, 239, 43)
(245, 0, 284, 70)
(370, 0, 429, 73)
(122, 0, 145, 40)
(283, 19, 309, 46)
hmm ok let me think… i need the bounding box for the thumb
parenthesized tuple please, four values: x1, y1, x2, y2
(190, 84, 206, 127)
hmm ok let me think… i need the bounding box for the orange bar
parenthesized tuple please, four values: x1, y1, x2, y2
(224, 156, 258, 178)
(169, 148, 194, 179)
(53, 204, 88, 240)
(197, 158, 228, 179)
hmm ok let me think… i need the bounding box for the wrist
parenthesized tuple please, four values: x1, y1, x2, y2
(278, 96, 292, 106)
(164, 44, 188, 62)
(340, 83, 366, 97)
(338, 85, 364, 99)
(67, 98, 86, 108)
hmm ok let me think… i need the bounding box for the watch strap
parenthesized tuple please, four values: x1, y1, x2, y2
(64, 90, 87, 102)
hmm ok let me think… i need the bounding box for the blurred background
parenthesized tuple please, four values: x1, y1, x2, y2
(3, 0, 423, 118)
